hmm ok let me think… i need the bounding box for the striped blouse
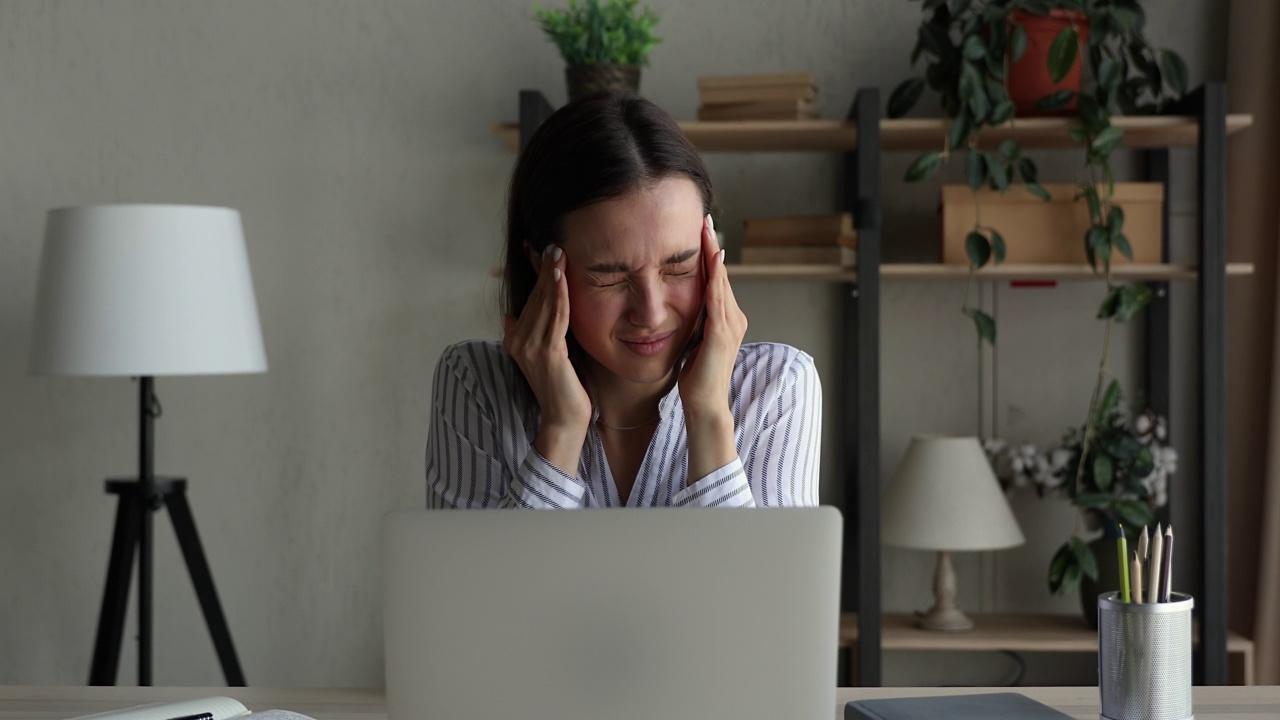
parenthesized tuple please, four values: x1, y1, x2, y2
(425, 339, 821, 509)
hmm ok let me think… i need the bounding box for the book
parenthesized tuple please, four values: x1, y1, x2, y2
(71, 696, 315, 720)
(743, 213, 855, 245)
(697, 71, 817, 91)
(699, 84, 817, 105)
(845, 692, 1074, 720)
(741, 245, 856, 265)
(697, 98, 819, 121)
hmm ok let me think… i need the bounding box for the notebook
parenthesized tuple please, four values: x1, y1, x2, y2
(845, 692, 1076, 720)
(69, 697, 313, 720)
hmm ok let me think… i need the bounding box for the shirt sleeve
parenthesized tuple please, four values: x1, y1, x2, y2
(425, 343, 588, 509)
(743, 351, 823, 507)
(671, 458, 756, 508)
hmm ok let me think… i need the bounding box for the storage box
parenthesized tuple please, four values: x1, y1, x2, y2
(941, 183, 1163, 265)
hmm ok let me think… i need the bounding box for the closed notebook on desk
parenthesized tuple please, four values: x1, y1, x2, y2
(846, 692, 1074, 720)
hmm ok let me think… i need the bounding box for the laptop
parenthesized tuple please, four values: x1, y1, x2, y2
(382, 507, 842, 720)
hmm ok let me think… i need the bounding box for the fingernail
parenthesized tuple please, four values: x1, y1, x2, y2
(553, 267, 562, 282)
(542, 245, 552, 260)
(719, 249, 726, 264)
(707, 214, 715, 233)
(553, 246, 563, 262)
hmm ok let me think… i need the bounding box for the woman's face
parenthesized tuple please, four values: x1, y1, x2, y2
(558, 176, 706, 388)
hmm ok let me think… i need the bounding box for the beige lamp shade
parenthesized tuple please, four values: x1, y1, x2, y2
(28, 204, 267, 376)
(883, 435, 1025, 552)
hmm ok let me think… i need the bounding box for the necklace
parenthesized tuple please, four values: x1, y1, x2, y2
(596, 414, 659, 432)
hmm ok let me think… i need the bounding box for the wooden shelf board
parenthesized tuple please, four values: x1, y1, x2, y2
(492, 115, 1253, 153)
(727, 262, 1255, 282)
(839, 612, 1254, 654)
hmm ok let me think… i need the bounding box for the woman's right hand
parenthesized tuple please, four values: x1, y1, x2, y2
(503, 245, 592, 468)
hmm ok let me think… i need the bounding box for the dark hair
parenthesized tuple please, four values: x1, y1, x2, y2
(502, 91, 714, 321)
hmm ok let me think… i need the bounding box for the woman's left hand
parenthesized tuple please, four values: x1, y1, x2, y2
(679, 214, 747, 420)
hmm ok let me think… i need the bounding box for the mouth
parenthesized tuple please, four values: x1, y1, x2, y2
(619, 331, 675, 357)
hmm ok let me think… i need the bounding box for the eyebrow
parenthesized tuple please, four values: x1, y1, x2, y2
(585, 248, 700, 274)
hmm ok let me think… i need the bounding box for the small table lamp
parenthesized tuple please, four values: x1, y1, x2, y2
(882, 436, 1025, 632)
(28, 204, 266, 685)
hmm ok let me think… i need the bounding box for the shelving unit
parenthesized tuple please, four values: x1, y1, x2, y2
(500, 86, 1251, 686)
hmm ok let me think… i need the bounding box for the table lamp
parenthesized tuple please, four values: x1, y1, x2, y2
(882, 435, 1025, 632)
(28, 204, 266, 686)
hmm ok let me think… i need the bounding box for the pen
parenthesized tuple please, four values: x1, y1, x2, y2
(1159, 525, 1174, 603)
(164, 714, 213, 720)
(1147, 522, 1164, 603)
(1117, 525, 1131, 603)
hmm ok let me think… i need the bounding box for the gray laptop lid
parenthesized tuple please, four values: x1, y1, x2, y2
(383, 507, 842, 720)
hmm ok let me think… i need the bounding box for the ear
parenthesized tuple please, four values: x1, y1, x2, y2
(523, 240, 541, 276)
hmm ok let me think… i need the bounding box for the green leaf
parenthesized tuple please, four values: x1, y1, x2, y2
(1068, 126, 1090, 144)
(1083, 186, 1102, 223)
(966, 151, 986, 190)
(1115, 233, 1134, 260)
(1018, 157, 1038, 183)
(888, 78, 926, 118)
(1071, 537, 1099, 582)
(966, 231, 992, 268)
(991, 229, 1006, 264)
(1107, 434, 1143, 460)
(1115, 499, 1156, 529)
(1077, 94, 1108, 134)
(963, 34, 986, 61)
(1107, 6, 1141, 32)
(1025, 182, 1051, 201)
(987, 153, 1010, 192)
(1047, 26, 1079, 83)
(1097, 57, 1122, 96)
(1085, 226, 1109, 271)
(1161, 50, 1188, 97)
(1115, 283, 1153, 322)
(998, 139, 1019, 159)
(905, 151, 945, 182)
(1048, 543, 1072, 594)
(1061, 560, 1082, 595)
(991, 99, 1016, 125)
(1132, 448, 1155, 479)
(950, 0, 973, 14)
(959, 61, 983, 104)
(1108, 206, 1126, 239)
(970, 309, 996, 345)
(1092, 125, 1125, 156)
(948, 113, 972, 150)
(1035, 89, 1075, 112)
(1010, 24, 1028, 62)
(1098, 287, 1121, 318)
(918, 23, 952, 60)
(1074, 492, 1112, 509)
(1096, 378, 1121, 425)
(1093, 453, 1114, 492)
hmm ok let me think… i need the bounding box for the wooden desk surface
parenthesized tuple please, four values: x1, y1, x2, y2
(2, 685, 1277, 720)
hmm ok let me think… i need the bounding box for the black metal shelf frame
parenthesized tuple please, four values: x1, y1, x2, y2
(513, 83, 1231, 686)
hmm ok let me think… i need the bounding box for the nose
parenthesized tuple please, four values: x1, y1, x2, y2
(626, 277, 668, 330)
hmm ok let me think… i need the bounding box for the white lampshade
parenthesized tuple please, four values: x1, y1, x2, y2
(883, 436, 1024, 552)
(29, 204, 267, 376)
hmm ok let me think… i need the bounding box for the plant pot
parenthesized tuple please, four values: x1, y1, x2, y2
(1079, 536, 1121, 629)
(1007, 10, 1088, 116)
(565, 64, 641, 102)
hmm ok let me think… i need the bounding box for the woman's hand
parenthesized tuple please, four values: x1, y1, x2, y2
(503, 245, 592, 472)
(680, 215, 746, 482)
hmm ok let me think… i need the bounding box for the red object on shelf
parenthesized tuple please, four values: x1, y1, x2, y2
(1010, 280, 1059, 289)
(1007, 10, 1088, 116)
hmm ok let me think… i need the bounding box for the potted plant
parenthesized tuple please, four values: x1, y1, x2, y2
(888, 0, 1186, 348)
(984, 402, 1177, 620)
(534, 0, 660, 101)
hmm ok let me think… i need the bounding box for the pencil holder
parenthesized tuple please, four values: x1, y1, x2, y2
(1097, 591, 1194, 720)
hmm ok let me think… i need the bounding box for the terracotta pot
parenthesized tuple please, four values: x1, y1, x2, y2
(565, 64, 641, 102)
(1007, 10, 1088, 116)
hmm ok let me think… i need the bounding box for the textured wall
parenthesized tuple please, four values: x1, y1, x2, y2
(0, 0, 1223, 687)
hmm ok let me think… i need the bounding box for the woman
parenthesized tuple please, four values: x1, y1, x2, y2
(426, 92, 821, 508)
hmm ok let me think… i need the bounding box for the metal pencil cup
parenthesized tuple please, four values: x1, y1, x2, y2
(1097, 591, 1194, 720)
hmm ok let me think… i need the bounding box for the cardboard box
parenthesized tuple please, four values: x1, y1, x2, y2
(941, 183, 1163, 265)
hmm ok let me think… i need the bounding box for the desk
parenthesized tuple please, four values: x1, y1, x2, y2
(2, 686, 1278, 720)
(840, 613, 1257, 686)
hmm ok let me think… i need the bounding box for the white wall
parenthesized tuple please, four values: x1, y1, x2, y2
(0, 0, 1224, 687)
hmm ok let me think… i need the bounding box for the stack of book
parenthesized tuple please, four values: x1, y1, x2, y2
(740, 212, 856, 265)
(697, 72, 819, 121)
